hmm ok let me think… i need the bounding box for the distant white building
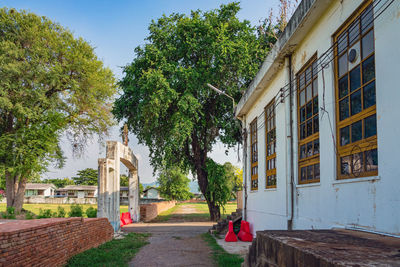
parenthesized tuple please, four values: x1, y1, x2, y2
(57, 185, 98, 198)
(236, 0, 400, 236)
(142, 187, 160, 199)
(25, 183, 56, 197)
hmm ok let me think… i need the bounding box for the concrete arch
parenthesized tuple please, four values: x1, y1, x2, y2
(97, 141, 139, 231)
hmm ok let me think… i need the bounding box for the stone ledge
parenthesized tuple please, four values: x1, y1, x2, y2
(244, 229, 400, 267)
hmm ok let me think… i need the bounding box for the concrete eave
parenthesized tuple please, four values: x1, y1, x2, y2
(235, 0, 332, 119)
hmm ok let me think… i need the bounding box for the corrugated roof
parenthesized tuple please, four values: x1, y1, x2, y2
(25, 183, 56, 190)
(59, 185, 97, 191)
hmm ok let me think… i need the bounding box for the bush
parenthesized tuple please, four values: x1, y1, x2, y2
(57, 206, 66, 218)
(37, 208, 56, 219)
(86, 207, 97, 218)
(1, 206, 16, 219)
(25, 211, 35, 220)
(68, 204, 83, 217)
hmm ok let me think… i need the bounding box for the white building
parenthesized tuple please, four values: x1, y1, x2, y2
(25, 183, 56, 197)
(57, 185, 98, 198)
(142, 187, 161, 199)
(236, 0, 400, 236)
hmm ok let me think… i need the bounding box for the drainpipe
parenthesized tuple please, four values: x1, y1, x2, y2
(287, 55, 295, 230)
(238, 116, 248, 221)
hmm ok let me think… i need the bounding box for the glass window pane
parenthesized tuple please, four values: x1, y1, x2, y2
(362, 55, 375, 84)
(362, 30, 374, 59)
(306, 119, 313, 137)
(313, 78, 318, 96)
(300, 144, 306, 159)
(313, 115, 319, 134)
(307, 165, 314, 180)
(364, 114, 377, 138)
(306, 142, 313, 157)
(339, 75, 348, 98)
(361, 4, 373, 34)
(301, 167, 307, 181)
(300, 107, 306, 122)
(363, 81, 376, 109)
(365, 149, 378, 171)
(338, 32, 348, 54)
(338, 52, 348, 77)
(351, 90, 362, 116)
(300, 90, 305, 106)
(350, 66, 361, 92)
(313, 97, 318, 115)
(339, 97, 349, 121)
(299, 73, 305, 89)
(349, 19, 360, 45)
(352, 153, 364, 176)
(341, 156, 351, 175)
(300, 123, 306, 140)
(306, 67, 312, 84)
(306, 84, 312, 102)
(306, 102, 312, 119)
(313, 139, 319, 155)
(351, 120, 362, 143)
(314, 163, 320, 179)
(312, 61, 318, 78)
(340, 126, 350, 146)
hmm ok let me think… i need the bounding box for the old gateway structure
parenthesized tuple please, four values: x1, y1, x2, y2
(236, 0, 400, 236)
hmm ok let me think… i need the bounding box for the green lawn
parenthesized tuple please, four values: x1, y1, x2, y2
(190, 202, 238, 219)
(67, 233, 150, 267)
(0, 203, 129, 217)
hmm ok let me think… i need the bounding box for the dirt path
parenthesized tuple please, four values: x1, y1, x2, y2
(124, 203, 215, 267)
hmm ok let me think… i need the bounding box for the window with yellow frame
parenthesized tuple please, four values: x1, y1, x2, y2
(334, 1, 377, 179)
(297, 55, 320, 184)
(250, 119, 258, 190)
(265, 101, 276, 188)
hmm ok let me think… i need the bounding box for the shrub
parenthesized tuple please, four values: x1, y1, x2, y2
(57, 206, 66, 218)
(68, 204, 83, 217)
(86, 207, 97, 218)
(25, 211, 35, 220)
(1, 206, 16, 219)
(37, 208, 56, 219)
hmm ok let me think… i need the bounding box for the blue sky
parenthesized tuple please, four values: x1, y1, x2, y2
(2, 0, 281, 183)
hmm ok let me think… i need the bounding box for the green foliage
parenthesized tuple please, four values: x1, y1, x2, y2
(1, 206, 16, 219)
(68, 204, 83, 217)
(157, 167, 192, 201)
(113, 2, 272, 219)
(57, 206, 66, 218)
(223, 162, 242, 196)
(72, 168, 98, 185)
(41, 178, 75, 188)
(85, 207, 97, 218)
(0, 8, 117, 210)
(37, 208, 56, 219)
(24, 210, 35, 220)
(139, 183, 144, 194)
(120, 174, 129, 187)
(67, 233, 150, 267)
(205, 159, 232, 213)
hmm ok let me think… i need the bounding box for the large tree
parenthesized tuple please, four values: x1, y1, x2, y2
(72, 168, 98, 186)
(157, 167, 192, 201)
(0, 8, 116, 212)
(114, 3, 272, 220)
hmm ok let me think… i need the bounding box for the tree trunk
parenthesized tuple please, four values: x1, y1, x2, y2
(5, 171, 26, 213)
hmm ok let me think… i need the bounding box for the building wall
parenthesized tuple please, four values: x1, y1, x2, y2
(243, 0, 400, 236)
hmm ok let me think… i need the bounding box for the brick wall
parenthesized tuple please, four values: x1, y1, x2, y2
(0, 217, 113, 267)
(139, 201, 176, 222)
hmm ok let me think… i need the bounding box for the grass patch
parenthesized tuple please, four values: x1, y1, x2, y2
(190, 202, 238, 220)
(202, 233, 243, 267)
(67, 232, 150, 267)
(150, 204, 181, 222)
(0, 204, 129, 218)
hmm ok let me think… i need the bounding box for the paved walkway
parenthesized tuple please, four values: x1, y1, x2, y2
(124, 204, 215, 267)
